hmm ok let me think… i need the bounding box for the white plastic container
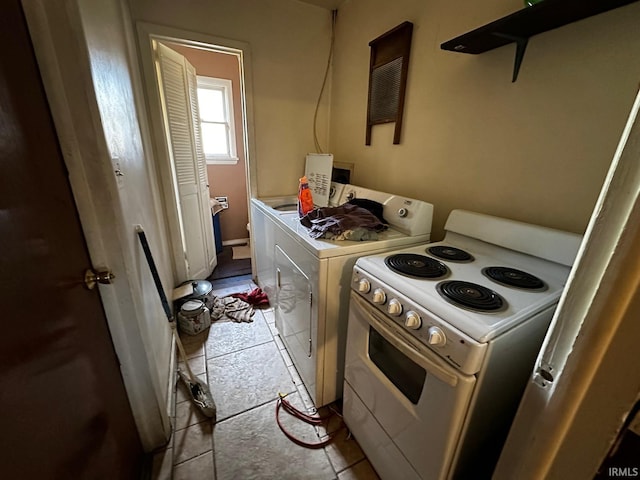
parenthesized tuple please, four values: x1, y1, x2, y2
(177, 299, 211, 335)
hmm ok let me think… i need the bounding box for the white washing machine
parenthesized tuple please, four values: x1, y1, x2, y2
(250, 184, 434, 406)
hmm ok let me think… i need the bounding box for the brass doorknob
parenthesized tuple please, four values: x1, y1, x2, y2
(84, 269, 115, 290)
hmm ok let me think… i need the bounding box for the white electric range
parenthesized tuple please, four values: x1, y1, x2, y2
(343, 209, 583, 479)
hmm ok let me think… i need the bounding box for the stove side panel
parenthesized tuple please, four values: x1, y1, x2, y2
(449, 306, 556, 479)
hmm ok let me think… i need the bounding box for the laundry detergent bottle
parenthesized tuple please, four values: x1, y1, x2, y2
(297, 176, 314, 217)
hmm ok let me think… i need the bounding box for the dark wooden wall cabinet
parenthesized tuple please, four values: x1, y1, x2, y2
(366, 21, 413, 145)
(441, 0, 640, 82)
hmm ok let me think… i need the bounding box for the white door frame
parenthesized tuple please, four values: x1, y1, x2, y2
(135, 22, 258, 277)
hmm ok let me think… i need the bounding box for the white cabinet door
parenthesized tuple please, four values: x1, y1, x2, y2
(155, 42, 216, 281)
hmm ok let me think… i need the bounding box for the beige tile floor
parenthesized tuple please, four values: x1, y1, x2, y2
(151, 275, 380, 480)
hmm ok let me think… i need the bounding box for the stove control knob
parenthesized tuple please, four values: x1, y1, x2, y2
(387, 299, 403, 316)
(427, 326, 446, 346)
(372, 288, 386, 304)
(405, 311, 422, 330)
(357, 278, 371, 294)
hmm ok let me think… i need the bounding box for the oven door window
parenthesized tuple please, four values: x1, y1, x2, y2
(368, 326, 426, 404)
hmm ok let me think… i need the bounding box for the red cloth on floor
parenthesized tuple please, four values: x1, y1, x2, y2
(231, 287, 270, 307)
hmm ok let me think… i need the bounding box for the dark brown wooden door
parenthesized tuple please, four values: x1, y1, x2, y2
(0, 1, 142, 478)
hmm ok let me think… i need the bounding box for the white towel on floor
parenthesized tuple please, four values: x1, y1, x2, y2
(223, 297, 255, 322)
(207, 295, 254, 323)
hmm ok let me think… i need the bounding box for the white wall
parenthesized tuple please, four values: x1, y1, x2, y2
(128, 0, 640, 239)
(329, 0, 640, 239)
(129, 0, 334, 198)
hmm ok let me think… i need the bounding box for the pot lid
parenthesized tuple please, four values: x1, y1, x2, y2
(190, 280, 212, 297)
(181, 299, 205, 312)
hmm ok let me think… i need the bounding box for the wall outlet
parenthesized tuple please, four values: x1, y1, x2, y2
(214, 196, 229, 209)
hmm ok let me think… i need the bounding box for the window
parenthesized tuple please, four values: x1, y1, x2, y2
(196, 76, 238, 164)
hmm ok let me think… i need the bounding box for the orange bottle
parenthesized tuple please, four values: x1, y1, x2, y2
(297, 176, 314, 217)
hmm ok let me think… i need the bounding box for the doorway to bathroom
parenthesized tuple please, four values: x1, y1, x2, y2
(137, 23, 256, 282)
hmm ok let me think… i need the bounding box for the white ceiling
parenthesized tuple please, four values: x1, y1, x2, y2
(297, 0, 344, 10)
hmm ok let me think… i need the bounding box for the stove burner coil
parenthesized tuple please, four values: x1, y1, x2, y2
(427, 245, 474, 262)
(482, 267, 546, 291)
(436, 281, 506, 312)
(384, 254, 449, 279)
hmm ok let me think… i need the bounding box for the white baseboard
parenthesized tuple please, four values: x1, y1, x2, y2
(222, 237, 249, 246)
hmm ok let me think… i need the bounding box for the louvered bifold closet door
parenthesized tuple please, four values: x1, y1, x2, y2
(186, 62, 217, 272)
(155, 43, 215, 280)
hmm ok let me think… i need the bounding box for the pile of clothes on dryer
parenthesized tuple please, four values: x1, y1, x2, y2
(299, 198, 388, 241)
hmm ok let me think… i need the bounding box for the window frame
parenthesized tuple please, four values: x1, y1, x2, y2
(196, 75, 238, 165)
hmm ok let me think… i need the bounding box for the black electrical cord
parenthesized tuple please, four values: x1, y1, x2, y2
(275, 393, 344, 449)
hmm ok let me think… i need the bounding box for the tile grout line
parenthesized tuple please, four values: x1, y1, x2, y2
(204, 390, 298, 426)
(204, 337, 274, 361)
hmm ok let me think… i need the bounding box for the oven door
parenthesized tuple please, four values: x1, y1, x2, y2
(344, 292, 476, 480)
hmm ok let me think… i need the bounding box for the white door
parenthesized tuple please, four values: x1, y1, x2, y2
(154, 42, 216, 281)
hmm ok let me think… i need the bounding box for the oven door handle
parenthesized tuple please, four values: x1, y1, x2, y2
(351, 293, 462, 387)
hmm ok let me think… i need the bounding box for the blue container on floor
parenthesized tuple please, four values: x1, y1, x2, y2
(212, 213, 223, 254)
